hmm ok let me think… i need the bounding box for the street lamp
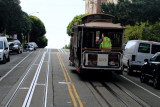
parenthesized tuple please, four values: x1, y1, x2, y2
(29, 12, 39, 15)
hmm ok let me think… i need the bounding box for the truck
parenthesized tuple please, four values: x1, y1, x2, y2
(69, 13, 125, 74)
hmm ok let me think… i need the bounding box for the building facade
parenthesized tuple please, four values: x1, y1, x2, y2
(85, 0, 117, 14)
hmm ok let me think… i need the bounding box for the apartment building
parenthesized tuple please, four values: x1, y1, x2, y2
(85, 0, 117, 14)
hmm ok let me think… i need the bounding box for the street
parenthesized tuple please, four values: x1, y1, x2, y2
(0, 48, 160, 107)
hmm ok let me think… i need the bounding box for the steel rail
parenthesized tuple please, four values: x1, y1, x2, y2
(101, 81, 130, 107)
(22, 52, 46, 107)
(112, 82, 149, 107)
(4, 50, 42, 107)
(44, 49, 51, 107)
(89, 81, 112, 107)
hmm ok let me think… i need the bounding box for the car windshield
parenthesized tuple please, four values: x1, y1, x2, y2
(9, 42, 14, 46)
(150, 53, 160, 61)
(0, 41, 3, 49)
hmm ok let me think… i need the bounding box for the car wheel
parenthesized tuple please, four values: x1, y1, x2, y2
(20, 50, 22, 54)
(2, 55, 6, 64)
(17, 50, 19, 54)
(7, 55, 10, 62)
(140, 72, 149, 83)
(153, 76, 160, 89)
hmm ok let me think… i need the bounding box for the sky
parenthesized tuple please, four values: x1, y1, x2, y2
(20, 0, 85, 49)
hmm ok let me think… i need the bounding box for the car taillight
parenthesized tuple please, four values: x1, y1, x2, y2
(132, 55, 136, 61)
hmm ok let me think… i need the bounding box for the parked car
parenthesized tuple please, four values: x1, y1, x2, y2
(28, 42, 38, 50)
(0, 37, 10, 63)
(122, 40, 160, 74)
(140, 52, 160, 89)
(9, 40, 23, 54)
(23, 43, 34, 51)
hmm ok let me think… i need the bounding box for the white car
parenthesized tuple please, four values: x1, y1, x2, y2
(23, 43, 34, 51)
(28, 42, 38, 50)
(122, 40, 160, 74)
(0, 37, 10, 63)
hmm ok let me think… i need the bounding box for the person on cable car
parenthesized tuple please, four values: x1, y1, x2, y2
(99, 33, 112, 51)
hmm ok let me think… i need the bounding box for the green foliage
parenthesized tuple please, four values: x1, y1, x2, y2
(67, 14, 87, 36)
(102, 0, 160, 25)
(0, 0, 47, 46)
(0, 0, 31, 35)
(37, 35, 48, 48)
(29, 16, 47, 48)
(20, 12, 31, 35)
(142, 21, 160, 42)
(0, 1, 7, 32)
(29, 16, 46, 38)
(5, 0, 22, 35)
(124, 22, 149, 42)
(125, 21, 160, 42)
(62, 44, 70, 49)
(102, 0, 160, 43)
(0, 0, 22, 34)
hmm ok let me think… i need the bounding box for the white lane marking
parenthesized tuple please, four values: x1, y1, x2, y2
(0, 52, 32, 82)
(44, 50, 51, 107)
(5, 50, 41, 107)
(22, 52, 46, 107)
(62, 49, 67, 55)
(58, 49, 63, 53)
(19, 87, 30, 90)
(36, 83, 45, 86)
(58, 82, 73, 84)
(121, 75, 160, 99)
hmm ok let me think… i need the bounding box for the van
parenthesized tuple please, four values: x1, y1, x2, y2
(0, 37, 10, 63)
(122, 40, 160, 74)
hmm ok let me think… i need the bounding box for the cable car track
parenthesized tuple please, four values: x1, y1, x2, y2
(2, 49, 51, 107)
(88, 79, 150, 107)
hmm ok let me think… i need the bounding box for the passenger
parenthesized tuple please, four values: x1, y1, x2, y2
(99, 33, 112, 51)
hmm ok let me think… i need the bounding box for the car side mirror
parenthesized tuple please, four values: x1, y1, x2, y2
(144, 59, 148, 62)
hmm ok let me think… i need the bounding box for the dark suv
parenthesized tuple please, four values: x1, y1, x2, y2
(140, 52, 160, 88)
(9, 40, 23, 54)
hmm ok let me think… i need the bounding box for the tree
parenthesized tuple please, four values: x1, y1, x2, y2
(67, 14, 87, 36)
(29, 16, 46, 40)
(62, 44, 70, 49)
(142, 21, 160, 42)
(0, 0, 21, 34)
(0, 1, 8, 33)
(101, 0, 160, 25)
(124, 22, 149, 42)
(29, 16, 47, 48)
(37, 35, 48, 48)
(16, 12, 31, 43)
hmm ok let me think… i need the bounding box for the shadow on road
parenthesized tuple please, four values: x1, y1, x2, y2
(70, 69, 114, 82)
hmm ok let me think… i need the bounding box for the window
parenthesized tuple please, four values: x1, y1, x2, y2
(0, 41, 3, 49)
(108, 32, 122, 47)
(151, 44, 160, 54)
(150, 53, 160, 62)
(82, 31, 94, 48)
(155, 55, 160, 62)
(138, 43, 150, 53)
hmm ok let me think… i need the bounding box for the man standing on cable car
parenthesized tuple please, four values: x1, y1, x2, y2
(99, 33, 112, 51)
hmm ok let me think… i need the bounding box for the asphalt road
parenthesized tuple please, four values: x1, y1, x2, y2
(0, 48, 160, 107)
